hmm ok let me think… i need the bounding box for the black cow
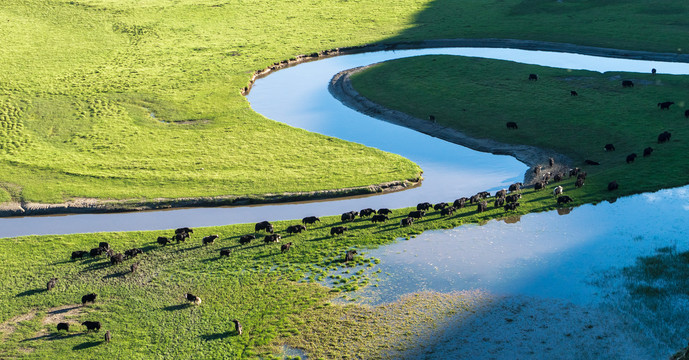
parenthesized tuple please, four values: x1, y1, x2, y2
(371, 214, 388, 223)
(626, 153, 637, 164)
(157, 236, 170, 246)
(658, 131, 672, 143)
(528, 73, 538, 81)
(174, 232, 189, 243)
(341, 211, 358, 222)
(469, 194, 481, 204)
(220, 249, 232, 257)
(608, 180, 619, 191)
(557, 195, 573, 205)
(495, 189, 507, 199)
(440, 207, 455, 216)
(569, 168, 580, 177)
(604, 143, 615, 151)
(184, 293, 202, 305)
(239, 235, 255, 245)
(408, 210, 425, 219)
(685, 109, 689, 118)
(577, 171, 587, 180)
(506, 194, 521, 203)
(584, 159, 600, 165)
(263, 234, 281, 243)
(286, 225, 306, 234)
(302, 216, 320, 225)
(506, 121, 518, 130)
(622, 80, 634, 88)
(281, 242, 293, 253)
(453, 198, 467, 209)
(575, 178, 585, 188)
(570, 90, 578, 96)
(534, 181, 545, 191)
(477, 191, 491, 199)
(90, 247, 105, 257)
(416, 202, 432, 211)
(400, 217, 414, 227)
(330, 226, 348, 236)
(82, 321, 101, 332)
(504, 202, 520, 211)
(255, 221, 274, 233)
(553, 173, 563, 183)
(494, 198, 505, 208)
(643, 147, 653, 157)
(477, 201, 487, 213)
(433, 202, 448, 210)
(344, 250, 358, 262)
(377, 208, 393, 215)
(359, 208, 376, 217)
(175, 227, 193, 234)
(81, 293, 97, 305)
(98, 242, 109, 250)
(47, 277, 57, 291)
(658, 101, 674, 110)
(57, 322, 69, 332)
(71, 250, 88, 260)
(110, 253, 124, 265)
(508, 183, 523, 192)
(202, 235, 218, 245)
(232, 319, 243, 335)
(124, 248, 143, 258)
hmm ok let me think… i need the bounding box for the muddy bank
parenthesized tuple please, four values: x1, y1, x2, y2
(329, 65, 572, 185)
(0, 178, 420, 217)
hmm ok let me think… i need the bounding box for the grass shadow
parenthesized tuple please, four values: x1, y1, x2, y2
(102, 271, 128, 280)
(16, 288, 46, 297)
(73, 340, 103, 350)
(162, 303, 190, 311)
(200, 330, 235, 341)
(48, 305, 81, 315)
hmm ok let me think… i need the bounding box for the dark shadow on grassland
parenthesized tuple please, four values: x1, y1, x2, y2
(382, 0, 689, 53)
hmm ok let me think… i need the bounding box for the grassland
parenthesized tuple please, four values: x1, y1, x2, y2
(2, 0, 689, 207)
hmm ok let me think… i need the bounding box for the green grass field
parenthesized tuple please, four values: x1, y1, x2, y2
(2, 0, 689, 205)
(350, 55, 689, 203)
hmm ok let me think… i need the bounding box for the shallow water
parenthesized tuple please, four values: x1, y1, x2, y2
(3, 47, 689, 238)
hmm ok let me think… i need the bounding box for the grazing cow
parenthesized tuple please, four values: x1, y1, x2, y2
(220, 249, 232, 257)
(105, 330, 111, 343)
(433, 202, 448, 210)
(577, 171, 587, 180)
(202, 235, 218, 245)
(622, 80, 634, 88)
(608, 180, 619, 191)
(330, 226, 348, 236)
(184, 293, 202, 305)
(658, 131, 672, 143)
(82, 321, 101, 332)
(400, 217, 414, 227)
(495, 189, 507, 199)
(157, 237, 170, 246)
(371, 214, 388, 223)
(239, 234, 255, 245)
(453, 198, 467, 209)
(508, 183, 522, 192)
(528, 73, 538, 81)
(377, 208, 393, 215)
(110, 253, 124, 265)
(570, 90, 578, 96)
(175, 227, 193, 235)
(506, 121, 518, 130)
(232, 319, 243, 335)
(416, 202, 432, 211)
(255, 221, 274, 233)
(477, 191, 491, 199)
(98, 242, 110, 250)
(440, 207, 455, 216)
(90, 247, 105, 257)
(626, 153, 637, 164)
(477, 201, 487, 213)
(47, 277, 57, 291)
(557, 195, 573, 205)
(263, 234, 281, 243)
(71, 250, 88, 260)
(469, 194, 481, 204)
(569, 168, 580, 177)
(584, 159, 600, 165)
(174, 232, 190, 243)
(81, 293, 97, 305)
(643, 147, 653, 157)
(408, 210, 425, 219)
(604, 143, 615, 152)
(553, 186, 563, 197)
(534, 181, 545, 191)
(575, 178, 585, 188)
(302, 216, 320, 225)
(504, 202, 520, 212)
(124, 248, 143, 258)
(344, 250, 357, 262)
(494, 197, 505, 208)
(658, 101, 674, 110)
(359, 208, 376, 218)
(506, 194, 521, 203)
(286, 225, 306, 234)
(341, 211, 358, 222)
(130, 262, 138, 273)
(652, 68, 657, 75)
(281, 242, 293, 253)
(57, 322, 69, 332)
(685, 109, 689, 118)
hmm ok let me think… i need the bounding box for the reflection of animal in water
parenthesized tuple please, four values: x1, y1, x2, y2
(344, 250, 358, 262)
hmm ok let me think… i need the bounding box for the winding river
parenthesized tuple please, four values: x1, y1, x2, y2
(3, 46, 689, 238)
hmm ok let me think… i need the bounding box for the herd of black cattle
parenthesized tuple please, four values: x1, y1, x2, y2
(41, 70, 678, 342)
